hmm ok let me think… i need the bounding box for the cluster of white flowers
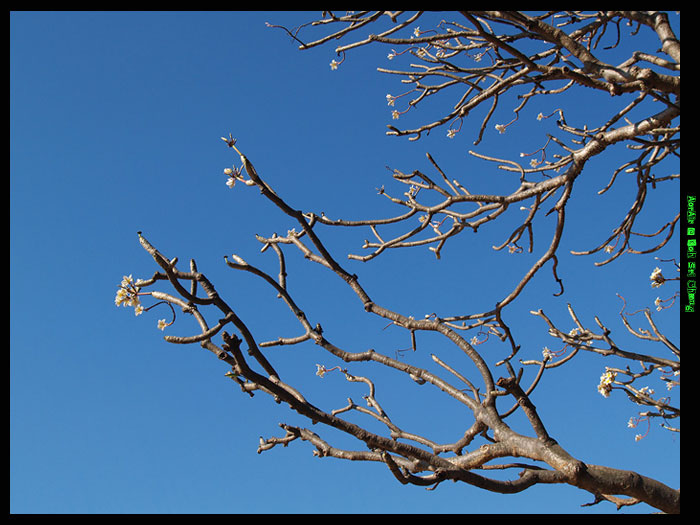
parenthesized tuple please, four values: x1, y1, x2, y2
(223, 167, 237, 188)
(222, 163, 246, 189)
(115, 275, 169, 330)
(542, 347, 554, 360)
(597, 369, 616, 398)
(637, 385, 655, 396)
(649, 266, 666, 288)
(114, 275, 143, 316)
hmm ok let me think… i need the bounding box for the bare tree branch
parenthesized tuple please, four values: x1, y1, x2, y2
(117, 11, 680, 513)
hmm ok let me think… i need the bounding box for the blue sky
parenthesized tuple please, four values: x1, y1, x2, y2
(11, 12, 680, 514)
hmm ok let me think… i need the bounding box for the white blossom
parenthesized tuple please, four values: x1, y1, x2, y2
(650, 267, 665, 288)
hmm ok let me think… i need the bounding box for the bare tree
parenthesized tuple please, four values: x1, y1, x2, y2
(116, 12, 680, 513)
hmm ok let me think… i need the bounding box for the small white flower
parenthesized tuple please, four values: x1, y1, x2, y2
(597, 370, 616, 398)
(157, 319, 168, 331)
(387, 52, 395, 60)
(115, 287, 128, 306)
(386, 94, 395, 106)
(392, 110, 400, 120)
(315, 364, 326, 378)
(330, 59, 339, 70)
(223, 168, 233, 175)
(654, 297, 663, 311)
(226, 177, 236, 188)
(413, 27, 421, 37)
(650, 267, 665, 288)
(447, 128, 457, 138)
(495, 124, 506, 134)
(116, 275, 144, 311)
(536, 113, 544, 121)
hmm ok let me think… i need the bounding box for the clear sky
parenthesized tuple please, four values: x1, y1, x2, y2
(11, 11, 680, 514)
